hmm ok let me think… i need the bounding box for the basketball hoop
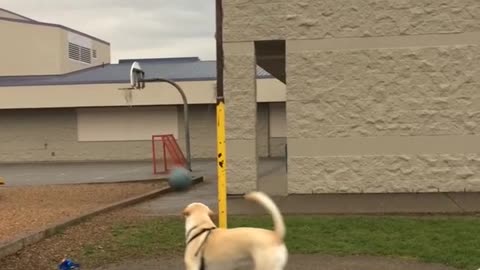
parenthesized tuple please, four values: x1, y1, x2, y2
(118, 61, 145, 106)
(116, 61, 192, 171)
(130, 61, 145, 89)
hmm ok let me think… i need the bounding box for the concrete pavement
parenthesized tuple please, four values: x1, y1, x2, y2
(0, 159, 217, 186)
(136, 176, 480, 216)
(0, 158, 283, 186)
(1, 158, 480, 214)
(0, 161, 165, 186)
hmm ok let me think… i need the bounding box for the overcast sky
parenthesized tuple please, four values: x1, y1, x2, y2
(1, 1, 216, 63)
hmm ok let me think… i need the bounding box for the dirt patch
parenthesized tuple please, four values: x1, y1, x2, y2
(0, 181, 166, 243)
(0, 206, 153, 270)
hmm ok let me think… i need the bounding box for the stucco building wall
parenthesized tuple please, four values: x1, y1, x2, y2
(223, 0, 480, 194)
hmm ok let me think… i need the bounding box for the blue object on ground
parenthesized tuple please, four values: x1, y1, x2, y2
(168, 166, 192, 191)
(58, 258, 80, 270)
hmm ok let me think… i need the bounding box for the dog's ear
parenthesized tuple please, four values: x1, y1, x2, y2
(182, 207, 190, 217)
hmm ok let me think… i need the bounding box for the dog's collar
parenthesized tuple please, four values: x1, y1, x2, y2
(186, 226, 216, 246)
(186, 226, 216, 270)
(185, 225, 199, 241)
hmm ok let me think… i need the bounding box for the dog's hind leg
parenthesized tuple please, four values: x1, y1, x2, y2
(252, 245, 288, 270)
(273, 245, 288, 270)
(252, 256, 274, 270)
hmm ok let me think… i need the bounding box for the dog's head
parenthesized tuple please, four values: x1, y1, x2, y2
(182, 202, 214, 219)
(182, 202, 216, 232)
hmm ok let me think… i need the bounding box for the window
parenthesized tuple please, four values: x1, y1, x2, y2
(92, 49, 97, 59)
(68, 42, 91, 64)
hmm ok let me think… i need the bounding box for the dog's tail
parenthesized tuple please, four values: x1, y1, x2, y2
(244, 191, 285, 240)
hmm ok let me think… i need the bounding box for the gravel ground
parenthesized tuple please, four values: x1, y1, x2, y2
(0, 207, 149, 270)
(0, 181, 167, 243)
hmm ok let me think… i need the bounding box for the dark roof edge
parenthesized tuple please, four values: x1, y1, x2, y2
(118, 57, 201, 63)
(0, 8, 36, 21)
(0, 17, 110, 45)
(60, 63, 112, 75)
(0, 75, 274, 87)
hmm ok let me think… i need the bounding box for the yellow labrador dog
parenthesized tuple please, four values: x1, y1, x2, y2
(182, 191, 288, 270)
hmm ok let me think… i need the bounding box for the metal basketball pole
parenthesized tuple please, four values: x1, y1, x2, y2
(216, 0, 228, 229)
(125, 63, 192, 172)
(139, 78, 192, 172)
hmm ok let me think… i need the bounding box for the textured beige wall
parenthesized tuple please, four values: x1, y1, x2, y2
(0, 20, 62, 76)
(0, 105, 274, 163)
(224, 0, 480, 194)
(287, 45, 480, 139)
(286, 0, 480, 39)
(286, 47, 480, 194)
(224, 0, 286, 42)
(223, 42, 259, 193)
(224, 0, 480, 41)
(285, 2, 480, 194)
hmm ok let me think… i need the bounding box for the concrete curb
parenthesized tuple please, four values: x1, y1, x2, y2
(67, 177, 169, 185)
(0, 176, 203, 259)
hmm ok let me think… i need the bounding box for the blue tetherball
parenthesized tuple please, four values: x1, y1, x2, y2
(168, 166, 192, 191)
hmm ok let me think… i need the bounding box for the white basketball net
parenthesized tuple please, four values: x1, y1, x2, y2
(123, 89, 134, 106)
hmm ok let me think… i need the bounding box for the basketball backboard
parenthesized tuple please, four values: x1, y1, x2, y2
(130, 61, 145, 89)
